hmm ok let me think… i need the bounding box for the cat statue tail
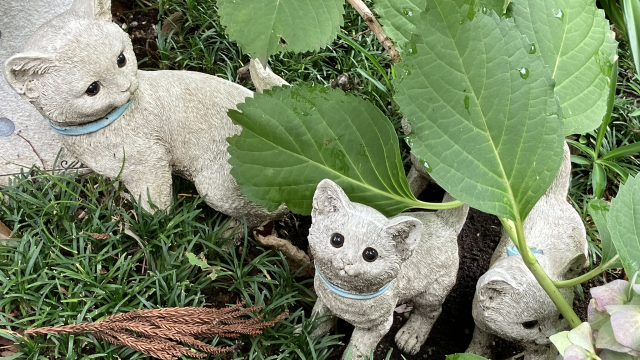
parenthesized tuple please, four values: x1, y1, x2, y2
(435, 194, 469, 234)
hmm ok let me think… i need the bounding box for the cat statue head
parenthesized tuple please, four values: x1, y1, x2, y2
(472, 251, 586, 346)
(4, 0, 138, 126)
(308, 179, 423, 294)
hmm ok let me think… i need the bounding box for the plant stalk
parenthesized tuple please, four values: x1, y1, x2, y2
(514, 220, 582, 328)
(345, 0, 401, 63)
(553, 255, 620, 288)
(415, 200, 465, 210)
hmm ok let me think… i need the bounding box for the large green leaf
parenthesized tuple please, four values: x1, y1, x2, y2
(588, 199, 623, 269)
(227, 85, 421, 217)
(608, 175, 640, 276)
(511, 0, 618, 135)
(374, 0, 426, 51)
(218, 0, 345, 60)
(394, 0, 564, 221)
(623, 0, 640, 77)
(478, 0, 511, 15)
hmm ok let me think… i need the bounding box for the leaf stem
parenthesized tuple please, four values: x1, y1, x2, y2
(414, 200, 465, 210)
(553, 255, 620, 288)
(498, 218, 520, 252)
(514, 219, 582, 328)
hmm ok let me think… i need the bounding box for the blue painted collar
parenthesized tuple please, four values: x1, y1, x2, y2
(507, 246, 544, 256)
(44, 99, 134, 136)
(315, 263, 393, 300)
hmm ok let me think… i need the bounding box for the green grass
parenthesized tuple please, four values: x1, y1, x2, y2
(3, 0, 640, 358)
(0, 169, 341, 359)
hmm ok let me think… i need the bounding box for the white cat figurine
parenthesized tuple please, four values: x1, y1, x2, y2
(4, 0, 286, 228)
(466, 142, 588, 360)
(309, 179, 469, 359)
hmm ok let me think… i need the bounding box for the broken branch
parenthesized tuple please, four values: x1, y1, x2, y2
(345, 0, 401, 63)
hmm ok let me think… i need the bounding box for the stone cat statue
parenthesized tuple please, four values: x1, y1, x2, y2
(309, 179, 469, 359)
(4, 0, 286, 228)
(466, 142, 588, 360)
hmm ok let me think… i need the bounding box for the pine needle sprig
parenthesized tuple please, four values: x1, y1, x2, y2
(24, 302, 288, 360)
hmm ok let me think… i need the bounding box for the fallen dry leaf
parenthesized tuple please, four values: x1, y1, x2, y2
(0, 220, 11, 240)
(91, 233, 111, 240)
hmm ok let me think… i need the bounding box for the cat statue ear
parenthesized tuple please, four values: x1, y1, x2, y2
(385, 216, 423, 261)
(69, 0, 112, 21)
(476, 270, 516, 308)
(4, 52, 56, 99)
(312, 179, 352, 217)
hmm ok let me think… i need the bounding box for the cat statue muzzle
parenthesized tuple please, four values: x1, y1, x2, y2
(465, 142, 588, 360)
(4, 0, 287, 229)
(308, 179, 469, 359)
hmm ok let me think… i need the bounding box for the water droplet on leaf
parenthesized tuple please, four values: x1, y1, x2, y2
(481, 6, 488, 14)
(519, 67, 530, 79)
(529, 43, 536, 54)
(553, 9, 564, 21)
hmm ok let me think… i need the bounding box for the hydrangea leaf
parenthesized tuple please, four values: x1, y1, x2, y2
(608, 175, 640, 276)
(477, 0, 510, 15)
(227, 85, 420, 217)
(568, 322, 595, 354)
(374, 0, 425, 51)
(550, 331, 572, 355)
(394, 0, 563, 221)
(591, 280, 631, 311)
(563, 344, 591, 360)
(588, 199, 623, 269)
(599, 350, 637, 360)
(596, 321, 636, 354)
(611, 307, 640, 351)
(510, 0, 618, 135)
(218, 0, 345, 60)
(587, 299, 611, 330)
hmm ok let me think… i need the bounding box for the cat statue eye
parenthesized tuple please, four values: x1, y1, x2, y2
(86, 81, 100, 96)
(117, 53, 126, 68)
(362, 247, 377, 262)
(522, 320, 539, 329)
(330, 233, 344, 248)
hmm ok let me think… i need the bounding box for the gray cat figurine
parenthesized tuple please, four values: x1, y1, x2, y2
(466, 142, 588, 360)
(309, 179, 469, 359)
(4, 0, 286, 228)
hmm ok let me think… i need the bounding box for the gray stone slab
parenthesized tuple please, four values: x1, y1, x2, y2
(0, 0, 77, 184)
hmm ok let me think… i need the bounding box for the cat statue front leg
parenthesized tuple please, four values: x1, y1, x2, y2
(395, 292, 445, 354)
(348, 314, 393, 360)
(310, 297, 338, 338)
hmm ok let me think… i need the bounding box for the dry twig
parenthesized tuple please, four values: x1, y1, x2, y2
(345, 0, 401, 63)
(25, 302, 287, 360)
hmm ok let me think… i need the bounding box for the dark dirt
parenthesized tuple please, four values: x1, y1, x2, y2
(111, 0, 159, 66)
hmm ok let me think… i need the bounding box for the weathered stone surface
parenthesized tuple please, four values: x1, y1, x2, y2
(0, 0, 75, 184)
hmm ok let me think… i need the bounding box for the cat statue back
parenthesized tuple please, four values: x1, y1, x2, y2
(4, 0, 285, 228)
(309, 179, 469, 359)
(466, 142, 588, 360)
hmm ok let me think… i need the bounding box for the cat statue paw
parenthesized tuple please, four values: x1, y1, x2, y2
(4, 0, 286, 228)
(466, 142, 588, 360)
(308, 179, 469, 359)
